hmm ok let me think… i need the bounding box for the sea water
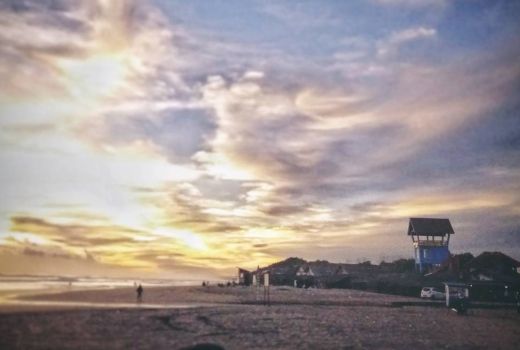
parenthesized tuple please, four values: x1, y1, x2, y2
(0, 275, 211, 309)
(0, 275, 200, 292)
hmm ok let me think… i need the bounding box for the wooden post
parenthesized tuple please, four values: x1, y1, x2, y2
(264, 272, 270, 306)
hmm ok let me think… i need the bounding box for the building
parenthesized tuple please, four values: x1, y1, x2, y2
(237, 267, 252, 286)
(407, 217, 454, 273)
(426, 251, 520, 301)
(466, 252, 520, 280)
(295, 261, 350, 288)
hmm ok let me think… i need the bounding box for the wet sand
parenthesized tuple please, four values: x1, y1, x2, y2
(1, 286, 519, 349)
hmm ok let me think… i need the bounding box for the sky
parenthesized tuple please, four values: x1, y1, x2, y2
(0, 0, 519, 279)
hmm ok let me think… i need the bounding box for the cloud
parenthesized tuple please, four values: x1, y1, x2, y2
(10, 216, 140, 248)
(180, 22, 520, 264)
(0, 231, 128, 276)
(373, 0, 447, 8)
(388, 27, 437, 45)
(1, 0, 520, 277)
(85, 108, 217, 164)
(199, 73, 338, 185)
(378, 27, 437, 57)
(0, 0, 193, 131)
(4, 213, 246, 275)
(260, 1, 340, 28)
(198, 41, 518, 188)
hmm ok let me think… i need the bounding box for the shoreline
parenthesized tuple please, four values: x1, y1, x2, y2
(0, 285, 420, 315)
(11, 285, 418, 306)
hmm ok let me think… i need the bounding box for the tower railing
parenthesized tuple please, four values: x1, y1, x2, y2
(413, 240, 449, 248)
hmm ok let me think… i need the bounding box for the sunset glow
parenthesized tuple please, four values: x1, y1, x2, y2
(1, 0, 519, 280)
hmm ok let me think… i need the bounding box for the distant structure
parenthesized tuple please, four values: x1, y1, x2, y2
(407, 217, 454, 273)
(295, 261, 350, 288)
(237, 267, 252, 286)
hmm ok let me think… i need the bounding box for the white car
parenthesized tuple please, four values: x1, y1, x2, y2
(421, 287, 445, 300)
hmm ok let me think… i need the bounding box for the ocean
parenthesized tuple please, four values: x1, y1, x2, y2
(0, 275, 201, 293)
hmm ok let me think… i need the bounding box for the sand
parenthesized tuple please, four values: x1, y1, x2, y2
(0, 286, 519, 349)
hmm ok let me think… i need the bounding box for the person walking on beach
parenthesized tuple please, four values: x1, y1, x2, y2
(136, 284, 143, 302)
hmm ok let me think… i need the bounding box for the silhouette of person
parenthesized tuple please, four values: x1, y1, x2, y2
(136, 284, 143, 302)
(455, 290, 467, 315)
(516, 290, 520, 314)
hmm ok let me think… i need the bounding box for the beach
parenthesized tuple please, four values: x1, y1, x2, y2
(1, 286, 519, 349)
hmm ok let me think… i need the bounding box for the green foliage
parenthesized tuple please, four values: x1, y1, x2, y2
(453, 252, 474, 268)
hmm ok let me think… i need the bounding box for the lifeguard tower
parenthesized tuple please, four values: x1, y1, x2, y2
(407, 217, 454, 273)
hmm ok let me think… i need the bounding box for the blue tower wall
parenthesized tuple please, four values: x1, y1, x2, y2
(414, 246, 450, 272)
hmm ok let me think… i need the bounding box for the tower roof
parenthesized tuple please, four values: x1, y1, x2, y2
(407, 217, 454, 236)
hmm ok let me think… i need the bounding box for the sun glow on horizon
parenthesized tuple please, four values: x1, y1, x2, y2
(1, 0, 519, 279)
(155, 228, 208, 252)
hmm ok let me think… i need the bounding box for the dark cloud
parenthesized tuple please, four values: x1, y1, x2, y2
(93, 108, 217, 164)
(199, 223, 242, 234)
(22, 247, 45, 257)
(261, 204, 308, 217)
(10, 216, 141, 248)
(22, 246, 82, 260)
(0, 1, 89, 95)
